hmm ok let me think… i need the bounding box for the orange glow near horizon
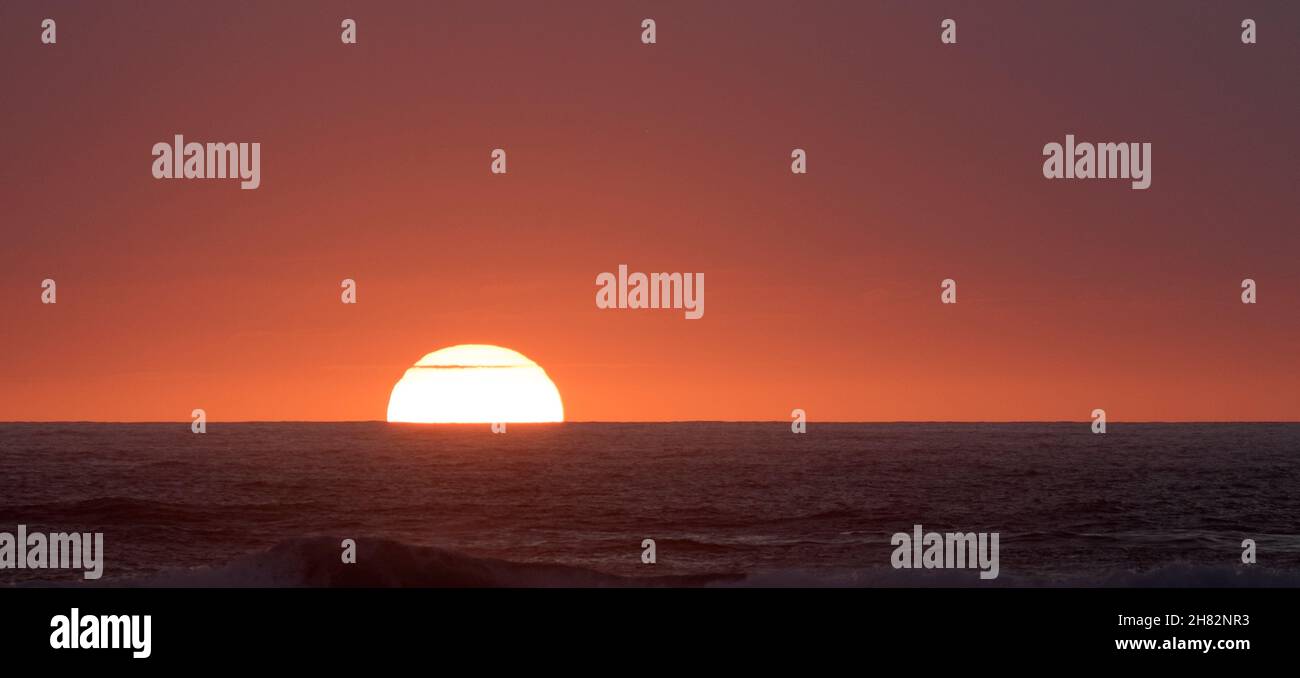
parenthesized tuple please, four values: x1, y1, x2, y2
(1, 2, 1299, 423)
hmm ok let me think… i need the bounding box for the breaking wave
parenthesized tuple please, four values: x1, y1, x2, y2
(102, 537, 1300, 588)
(128, 537, 739, 588)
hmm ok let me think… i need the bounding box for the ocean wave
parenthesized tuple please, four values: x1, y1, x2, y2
(726, 564, 1300, 588)
(126, 537, 739, 587)
(103, 537, 1300, 588)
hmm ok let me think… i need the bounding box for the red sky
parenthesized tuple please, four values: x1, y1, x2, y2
(2, 1, 1298, 421)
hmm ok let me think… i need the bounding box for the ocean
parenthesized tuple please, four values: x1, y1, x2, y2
(1, 423, 1297, 587)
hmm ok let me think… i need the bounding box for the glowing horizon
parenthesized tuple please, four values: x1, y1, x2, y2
(2, 3, 1298, 423)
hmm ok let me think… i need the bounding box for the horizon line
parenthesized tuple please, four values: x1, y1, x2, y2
(2, 419, 1299, 425)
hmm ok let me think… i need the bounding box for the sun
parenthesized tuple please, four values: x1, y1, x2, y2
(386, 344, 564, 423)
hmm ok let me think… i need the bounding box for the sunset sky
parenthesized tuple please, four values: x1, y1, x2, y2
(2, 1, 1297, 422)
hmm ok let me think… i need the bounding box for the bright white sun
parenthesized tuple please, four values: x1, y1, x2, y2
(386, 344, 564, 423)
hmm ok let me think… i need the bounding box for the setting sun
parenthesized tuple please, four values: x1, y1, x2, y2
(385, 345, 564, 423)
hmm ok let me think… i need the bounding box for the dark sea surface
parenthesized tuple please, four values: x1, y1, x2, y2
(1, 423, 1298, 587)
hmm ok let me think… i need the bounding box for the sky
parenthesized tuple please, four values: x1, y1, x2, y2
(1, 1, 1298, 422)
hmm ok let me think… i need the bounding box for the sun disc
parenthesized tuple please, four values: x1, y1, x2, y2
(386, 344, 564, 423)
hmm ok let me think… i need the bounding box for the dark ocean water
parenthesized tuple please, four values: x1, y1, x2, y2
(1, 423, 1298, 587)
